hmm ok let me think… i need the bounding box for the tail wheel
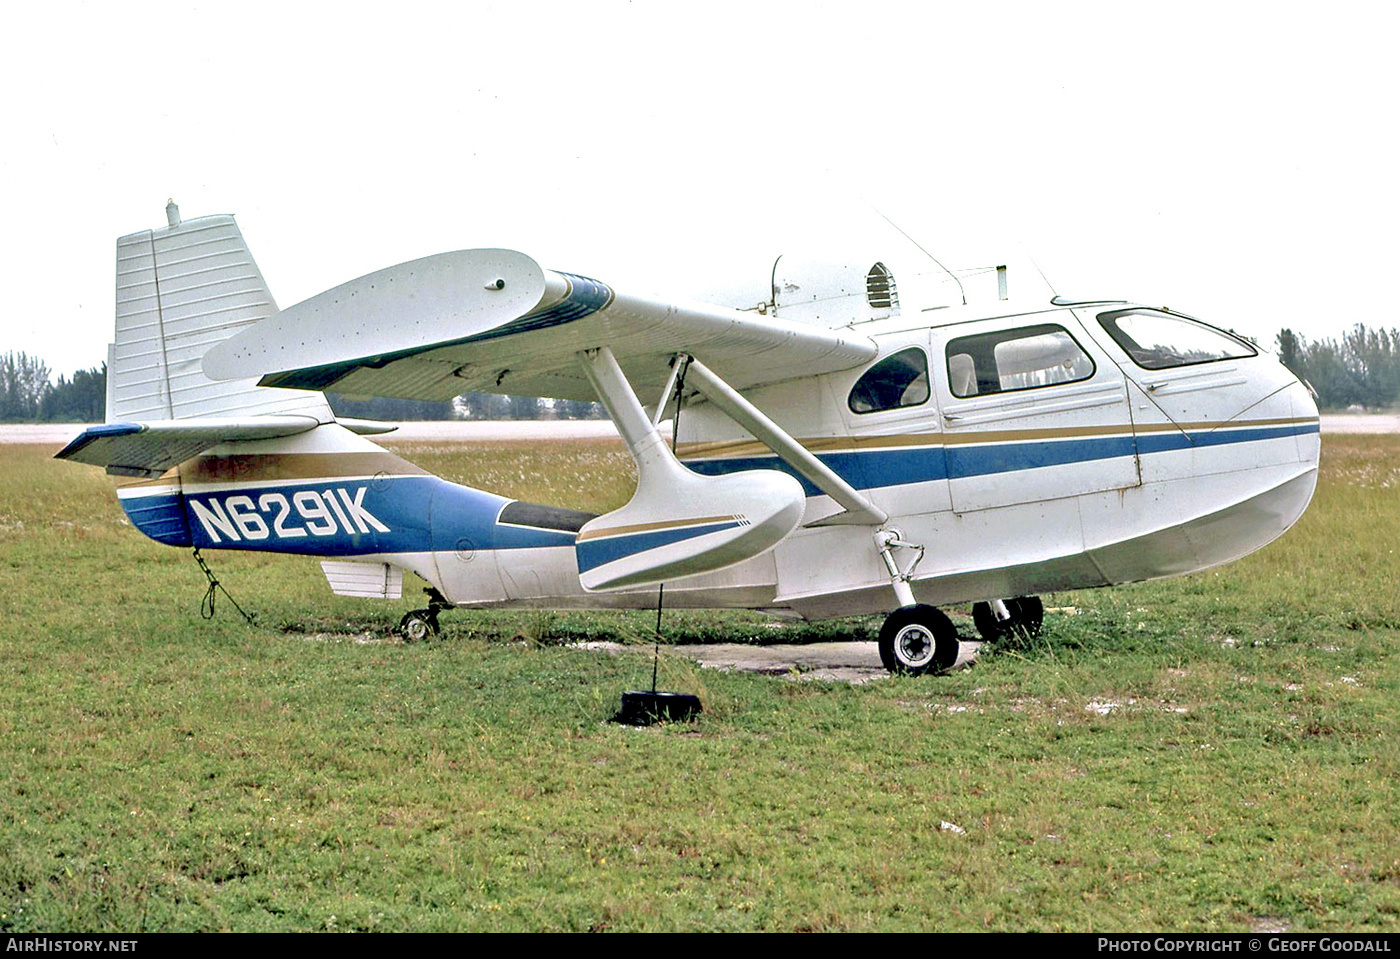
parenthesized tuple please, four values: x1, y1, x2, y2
(972, 596, 1044, 642)
(878, 604, 959, 675)
(398, 609, 439, 643)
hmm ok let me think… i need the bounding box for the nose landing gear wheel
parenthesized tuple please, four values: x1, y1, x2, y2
(878, 604, 960, 675)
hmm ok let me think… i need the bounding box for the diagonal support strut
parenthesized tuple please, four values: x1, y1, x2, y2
(682, 357, 888, 527)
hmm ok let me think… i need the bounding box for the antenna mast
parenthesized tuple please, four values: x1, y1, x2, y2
(865, 203, 967, 306)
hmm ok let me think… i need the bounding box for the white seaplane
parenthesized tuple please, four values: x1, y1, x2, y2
(58, 205, 1320, 674)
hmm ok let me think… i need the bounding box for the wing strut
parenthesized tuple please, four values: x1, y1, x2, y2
(571, 347, 806, 591)
(683, 358, 888, 527)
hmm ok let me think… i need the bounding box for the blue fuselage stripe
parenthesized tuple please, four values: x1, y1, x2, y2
(119, 423, 1318, 554)
(575, 521, 742, 574)
(119, 496, 192, 546)
(946, 435, 1137, 479)
(1136, 423, 1318, 455)
(683, 423, 1316, 494)
(125, 476, 577, 556)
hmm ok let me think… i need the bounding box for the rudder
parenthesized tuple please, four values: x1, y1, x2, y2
(109, 203, 331, 422)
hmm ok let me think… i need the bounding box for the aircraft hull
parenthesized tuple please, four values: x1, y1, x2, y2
(312, 451, 1316, 618)
(113, 390, 1317, 621)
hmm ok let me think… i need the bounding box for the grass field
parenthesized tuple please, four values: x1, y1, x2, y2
(1, 435, 1397, 931)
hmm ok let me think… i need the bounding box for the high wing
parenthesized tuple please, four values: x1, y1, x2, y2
(201, 247, 884, 592)
(202, 250, 877, 401)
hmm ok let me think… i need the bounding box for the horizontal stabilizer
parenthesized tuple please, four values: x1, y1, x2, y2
(55, 415, 322, 477)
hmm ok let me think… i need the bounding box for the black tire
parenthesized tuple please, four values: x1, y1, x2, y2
(877, 604, 959, 675)
(1014, 596, 1044, 639)
(972, 596, 1044, 642)
(971, 601, 1000, 641)
(399, 610, 437, 643)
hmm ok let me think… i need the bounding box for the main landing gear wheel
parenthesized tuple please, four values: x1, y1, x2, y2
(398, 609, 439, 643)
(971, 596, 1044, 642)
(878, 604, 960, 675)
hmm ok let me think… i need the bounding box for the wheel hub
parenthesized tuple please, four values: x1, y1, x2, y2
(894, 624, 935, 668)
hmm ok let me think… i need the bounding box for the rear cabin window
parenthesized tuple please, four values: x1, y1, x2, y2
(848, 347, 929, 414)
(1097, 309, 1257, 370)
(946, 324, 1094, 398)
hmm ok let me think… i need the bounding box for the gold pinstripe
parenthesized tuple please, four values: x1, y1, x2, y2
(675, 416, 1319, 460)
(118, 451, 430, 488)
(576, 514, 743, 543)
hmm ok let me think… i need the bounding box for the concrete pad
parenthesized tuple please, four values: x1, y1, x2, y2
(582, 639, 982, 684)
(0, 424, 91, 445)
(678, 641, 888, 684)
(1319, 413, 1400, 434)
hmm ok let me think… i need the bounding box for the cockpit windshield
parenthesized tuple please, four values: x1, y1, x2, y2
(1097, 309, 1256, 370)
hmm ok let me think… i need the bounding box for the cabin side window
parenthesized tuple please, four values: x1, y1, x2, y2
(946, 324, 1095, 398)
(848, 347, 929, 414)
(1097, 309, 1257, 370)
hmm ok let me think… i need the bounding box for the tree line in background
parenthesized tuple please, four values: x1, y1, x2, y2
(1275, 324, 1400, 411)
(1, 353, 105, 423)
(0, 351, 603, 423)
(327, 392, 605, 422)
(5, 325, 1400, 422)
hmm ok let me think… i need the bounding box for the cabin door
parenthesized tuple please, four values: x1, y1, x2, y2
(930, 314, 1141, 514)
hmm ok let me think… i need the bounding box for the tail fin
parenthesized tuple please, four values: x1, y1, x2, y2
(109, 207, 331, 422)
(57, 207, 339, 477)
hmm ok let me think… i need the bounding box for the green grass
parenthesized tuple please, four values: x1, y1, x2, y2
(0, 436, 1397, 931)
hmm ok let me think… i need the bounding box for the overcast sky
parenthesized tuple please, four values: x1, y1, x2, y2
(4, 0, 1395, 378)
